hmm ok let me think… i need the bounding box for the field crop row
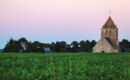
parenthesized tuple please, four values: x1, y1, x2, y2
(0, 53, 129, 80)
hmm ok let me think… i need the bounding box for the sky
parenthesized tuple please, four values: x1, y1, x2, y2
(0, 0, 130, 49)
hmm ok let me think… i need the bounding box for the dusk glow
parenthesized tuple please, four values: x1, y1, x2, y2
(0, 0, 130, 48)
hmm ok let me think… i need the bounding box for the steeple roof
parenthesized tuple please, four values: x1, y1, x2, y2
(103, 16, 117, 28)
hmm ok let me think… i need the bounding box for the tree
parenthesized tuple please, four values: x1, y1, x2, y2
(3, 38, 22, 52)
(90, 40, 97, 51)
(120, 39, 130, 52)
(55, 41, 61, 52)
(32, 41, 44, 52)
(79, 40, 86, 52)
(26, 41, 45, 53)
(55, 41, 67, 52)
(26, 41, 33, 52)
(60, 41, 67, 52)
(85, 40, 91, 52)
(18, 37, 28, 52)
(50, 42, 56, 52)
(71, 41, 79, 52)
(66, 44, 71, 52)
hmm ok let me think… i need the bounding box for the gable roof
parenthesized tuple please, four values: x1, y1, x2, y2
(104, 37, 116, 49)
(93, 37, 114, 50)
(103, 16, 117, 28)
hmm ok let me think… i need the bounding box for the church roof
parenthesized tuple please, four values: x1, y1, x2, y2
(103, 16, 117, 28)
(105, 37, 116, 49)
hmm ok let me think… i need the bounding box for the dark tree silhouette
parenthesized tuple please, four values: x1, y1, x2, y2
(3, 37, 130, 53)
(49, 42, 56, 52)
(79, 40, 86, 52)
(3, 38, 22, 52)
(31, 41, 44, 52)
(85, 40, 91, 52)
(54, 41, 67, 52)
(120, 39, 130, 52)
(90, 40, 97, 52)
(60, 41, 67, 52)
(18, 37, 28, 52)
(71, 41, 79, 52)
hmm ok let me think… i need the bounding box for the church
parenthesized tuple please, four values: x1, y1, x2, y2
(93, 16, 120, 53)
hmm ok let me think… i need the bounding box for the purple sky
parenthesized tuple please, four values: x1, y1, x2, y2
(0, 0, 130, 48)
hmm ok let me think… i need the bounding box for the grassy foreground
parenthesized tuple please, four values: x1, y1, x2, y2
(0, 53, 129, 80)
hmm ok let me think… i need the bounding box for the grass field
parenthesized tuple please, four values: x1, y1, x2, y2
(0, 53, 129, 80)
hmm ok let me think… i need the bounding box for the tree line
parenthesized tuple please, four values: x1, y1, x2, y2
(3, 37, 130, 53)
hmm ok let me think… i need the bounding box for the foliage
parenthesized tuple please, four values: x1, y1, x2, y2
(3, 38, 97, 53)
(71, 41, 79, 52)
(3, 38, 22, 52)
(3, 37, 130, 53)
(0, 53, 129, 80)
(120, 39, 130, 52)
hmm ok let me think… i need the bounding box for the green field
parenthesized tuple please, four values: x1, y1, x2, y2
(0, 53, 129, 80)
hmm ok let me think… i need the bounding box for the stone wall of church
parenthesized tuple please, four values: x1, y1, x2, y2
(93, 38, 119, 53)
(101, 28, 119, 49)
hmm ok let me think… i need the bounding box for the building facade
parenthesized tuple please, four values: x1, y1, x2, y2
(93, 16, 120, 53)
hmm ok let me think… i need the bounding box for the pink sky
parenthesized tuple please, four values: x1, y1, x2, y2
(0, 0, 130, 48)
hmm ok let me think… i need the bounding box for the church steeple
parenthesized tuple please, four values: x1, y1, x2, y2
(103, 16, 117, 29)
(101, 16, 119, 50)
(93, 15, 120, 53)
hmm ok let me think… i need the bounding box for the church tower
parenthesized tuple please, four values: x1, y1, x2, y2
(101, 16, 119, 49)
(93, 16, 120, 53)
